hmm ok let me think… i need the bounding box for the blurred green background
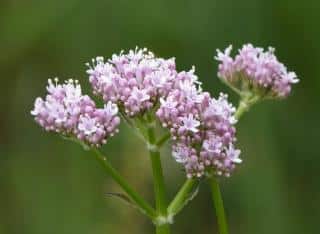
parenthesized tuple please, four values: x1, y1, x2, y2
(0, 0, 319, 233)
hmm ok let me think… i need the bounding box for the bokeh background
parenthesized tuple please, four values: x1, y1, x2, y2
(0, 0, 319, 234)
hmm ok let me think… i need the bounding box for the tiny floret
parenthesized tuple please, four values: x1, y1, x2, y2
(182, 114, 200, 133)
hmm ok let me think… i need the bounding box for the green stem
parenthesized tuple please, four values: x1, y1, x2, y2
(155, 225, 170, 234)
(220, 78, 243, 96)
(91, 149, 157, 220)
(149, 150, 167, 213)
(209, 177, 228, 234)
(234, 95, 260, 120)
(167, 178, 197, 216)
(156, 132, 171, 147)
(146, 120, 170, 234)
(234, 99, 249, 120)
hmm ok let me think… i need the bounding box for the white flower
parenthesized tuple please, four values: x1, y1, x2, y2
(104, 101, 118, 116)
(46, 101, 67, 124)
(215, 45, 233, 62)
(31, 97, 44, 116)
(172, 145, 189, 163)
(64, 80, 82, 104)
(182, 114, 200, 132)
(203, 138, 222, 154)
(46, 78, 64, 97)
(99, 64, 115, 86)
(283, 72, 299, 84)
(78, 115, 98, 135)
(160, 96, 178, 109)
(151, 70, 173, 88)
(226, 145, 242, 164)
(131, 87, 150, 103)
(179, 80, 203, 103)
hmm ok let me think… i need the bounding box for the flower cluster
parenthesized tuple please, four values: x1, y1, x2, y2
(157, 70, 241, 178)
(86, 48, 177, 116)
(215, 44, 299, 98)
(87, 47, 241, 177)
(31, 45, 299, 178)
(31, 78, 120, 146)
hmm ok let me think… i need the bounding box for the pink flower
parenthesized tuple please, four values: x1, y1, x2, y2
(215, 43, 299, 98)
(31, 79, 120, 147)
(156, 67, 240, 178)
(86, 47, 178, 116)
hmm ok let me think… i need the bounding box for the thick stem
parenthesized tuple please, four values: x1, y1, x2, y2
(167, 178, 197, 216)
(156, 225, 171, 234)
(209, 177, 228, 234)
(149, 150, 167, 213)
(146, 121, 170, 234)
(91, 149, 157, 220)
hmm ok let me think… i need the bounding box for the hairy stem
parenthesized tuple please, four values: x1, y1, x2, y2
(91, 148, 157, 220)
(167, 178, 197, 216)
(209, 177, 228, 234)
(146, 120, 170, 234)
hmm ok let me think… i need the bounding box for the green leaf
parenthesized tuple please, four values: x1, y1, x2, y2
(105, 192, 134, 205)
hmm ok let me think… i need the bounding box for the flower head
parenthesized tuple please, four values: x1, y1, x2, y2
(32, 47, 243, 178)
(215, 43, 299, 98)
(31, 78, 120, 146)
(157, 68, 241, 178)
(86, 47, 177, 116)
